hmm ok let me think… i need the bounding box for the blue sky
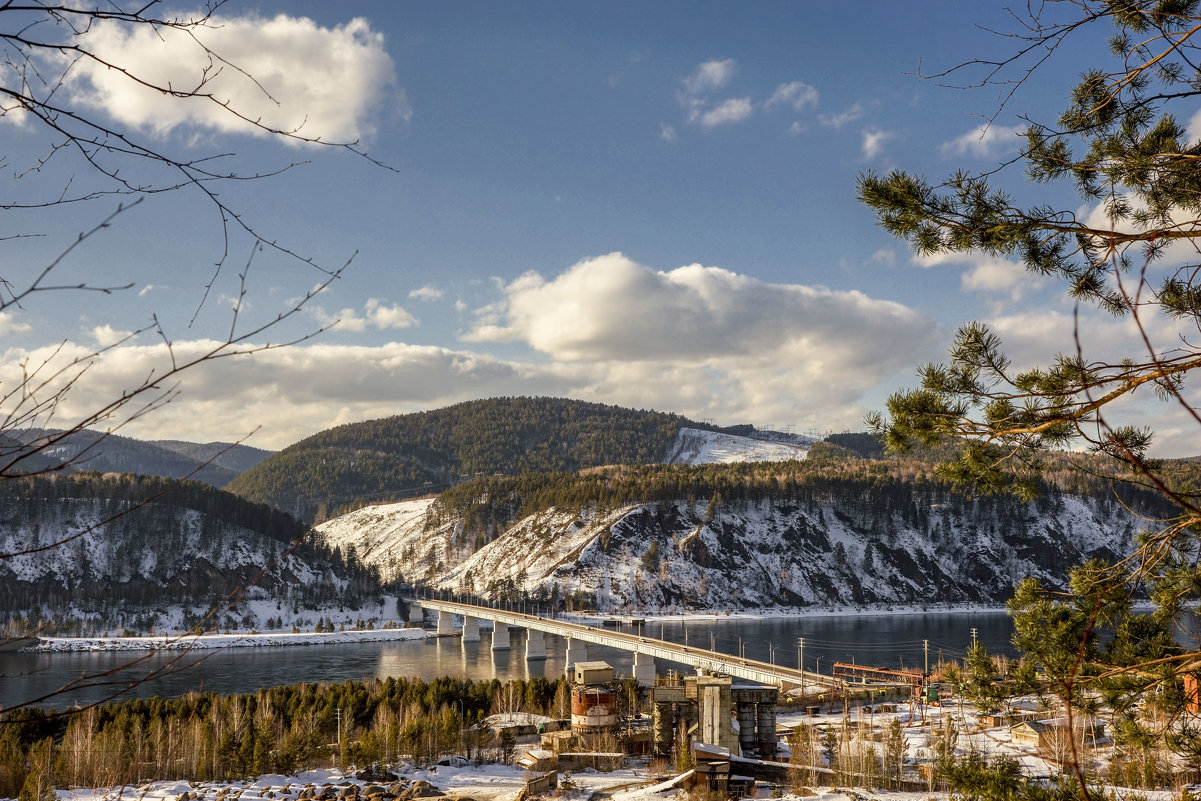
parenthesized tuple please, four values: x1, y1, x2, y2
(3, 2, 1195, 455)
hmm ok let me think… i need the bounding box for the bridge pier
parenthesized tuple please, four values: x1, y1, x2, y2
(564, 637, 587, 676)
(409, 603, 425, 624)
(437, 609, 455, 635)
(633, 652, 656, 685)
(525, 629, 546, 660)
(461, 615, 480, 642)
(491, 621, 510, 650)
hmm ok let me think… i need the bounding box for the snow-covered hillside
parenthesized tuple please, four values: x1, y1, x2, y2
(1, 496, 368, 632)
(664, 427, 812, 465)
(316, 488, 1138, 610)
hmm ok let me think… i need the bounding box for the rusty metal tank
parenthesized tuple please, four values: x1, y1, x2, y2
(571, 686, 618, 733)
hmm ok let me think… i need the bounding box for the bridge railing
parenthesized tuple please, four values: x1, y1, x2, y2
(405, 596, 837, 688)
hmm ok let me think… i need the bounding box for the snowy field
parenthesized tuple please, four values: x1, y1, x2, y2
(33, 627, 430, 652)
(48, 764, 952, 801)
(665, 427, 813, 465)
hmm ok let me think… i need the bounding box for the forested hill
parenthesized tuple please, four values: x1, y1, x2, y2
(11, 429, 271, 487)
(318, 456, 1178, 610)
(0, 472, 381, 631)
(225, 397, 691, 522)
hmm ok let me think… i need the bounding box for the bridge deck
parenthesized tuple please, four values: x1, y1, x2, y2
(408, 598, 837, 689)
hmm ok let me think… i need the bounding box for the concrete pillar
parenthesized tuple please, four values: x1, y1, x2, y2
(756, 702, 777, 758)
(633, 652, 656, 685)
(564, 637, 587, 676)
(737, 702, 756, 757)
(461, 615, 480, 642)
(408, 603, 425, 624)
(436, 609, 455, 635)
(525, 629, 546, 660)
(491, 621, 511, 650)
(653, 701, 675, 756)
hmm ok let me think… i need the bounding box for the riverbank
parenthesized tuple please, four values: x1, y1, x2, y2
(32, 626, 431, 652)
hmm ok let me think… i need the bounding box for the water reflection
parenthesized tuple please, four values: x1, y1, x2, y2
(1, 611, 1014, 711)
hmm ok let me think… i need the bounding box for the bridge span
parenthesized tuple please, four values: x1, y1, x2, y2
(405, 598, 835, 690)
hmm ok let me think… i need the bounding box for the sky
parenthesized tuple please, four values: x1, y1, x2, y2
(2, 1, 1198, 455)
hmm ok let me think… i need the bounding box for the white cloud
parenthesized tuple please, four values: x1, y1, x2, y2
(62, 13, 397, 143)
(868, 249, 896, 267)
(699, 97, 753, 128)
(939, 123, 1025, 159)
(820, 102, 866, 129)
(660, 123, 678, 142)
(861, 128, 896, 160)
(0, 312, 32, 336)
(365, 299, 417, 329)
(409, 286, 443, 302)
(682, 59, 736, 96)
(462, 252, 937, 426)
(138, 285, 160, 297)
(787, 121, 806, 136)
(91, 325, 134, 346)
(916, 251, 1047, 302)
(764, 81, 818, 112)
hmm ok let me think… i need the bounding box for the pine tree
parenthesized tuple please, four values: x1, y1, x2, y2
(859, 6, 1201, 797)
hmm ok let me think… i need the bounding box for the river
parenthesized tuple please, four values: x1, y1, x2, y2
(1, 610, 1014, 711)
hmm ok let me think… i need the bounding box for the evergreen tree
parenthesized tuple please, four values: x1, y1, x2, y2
(860, 5, 1201, 797)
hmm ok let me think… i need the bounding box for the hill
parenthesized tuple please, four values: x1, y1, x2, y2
(0, 472, 380, 635)
(316, 457, 1168, 610)
(225, 397, 697, 522)
(11, 430, 271, 487)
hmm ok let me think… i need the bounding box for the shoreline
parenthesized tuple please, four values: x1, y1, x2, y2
(27, 603, 1012, 651)
(31, 626, 431, 652)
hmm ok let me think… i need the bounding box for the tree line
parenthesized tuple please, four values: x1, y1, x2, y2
(0, 674, 577, 798)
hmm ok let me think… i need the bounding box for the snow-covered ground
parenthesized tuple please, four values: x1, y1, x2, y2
(665, 427, 812, 465)
(32, 627, 430, 652)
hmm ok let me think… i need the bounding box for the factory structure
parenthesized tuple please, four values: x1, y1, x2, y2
(529, 660, 781, 796)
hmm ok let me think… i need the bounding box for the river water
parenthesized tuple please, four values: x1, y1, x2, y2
(1, 610, 1014, 711)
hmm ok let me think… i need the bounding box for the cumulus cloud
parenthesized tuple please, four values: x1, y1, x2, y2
(682, 59, 736, 96)
(365, 299, 417, 329)
(0, 339, 572, 449)
(0, 312, 32, 336)
(698, 97, 754, 128)
(62, 12, 397, 143)
(861, 128, 896, 160)
(820, 102, 867, 129)
(462, 252, 937, 428)
(765, 81, 819, 112)
(939, 123, 1025, 159)
(675, 60, 819, 133)
(311, 298, 416, 331)
(91, 325, 134, 346)
(917, 251, 1046, 301)
(409, 286, 443, 302)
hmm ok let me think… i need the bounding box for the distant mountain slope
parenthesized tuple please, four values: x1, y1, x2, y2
(666, 427, 813, 465)
(150, 439, 272, 475)
(0, 473, 379, 632)
(226, 397, 691, 522)
(11, 430, 271, 487)
(316, 460, 1162, 609)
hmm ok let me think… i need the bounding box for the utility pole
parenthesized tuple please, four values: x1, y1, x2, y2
(798, 637, 805, 697)
(970, 627, 978, 648)
(923, 639, 929, 676)
(335, 707, 343, 768)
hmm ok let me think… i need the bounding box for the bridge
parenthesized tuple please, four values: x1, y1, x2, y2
(404, 597, 836, 690)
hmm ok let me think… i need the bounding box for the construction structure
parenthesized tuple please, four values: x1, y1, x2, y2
(651, 674, 780, 759)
